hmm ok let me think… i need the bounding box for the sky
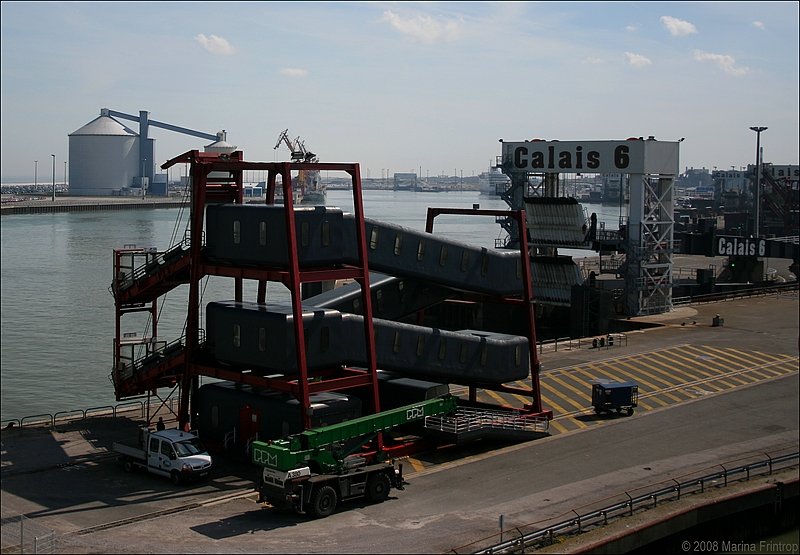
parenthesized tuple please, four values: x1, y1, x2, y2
(1, 1, 798, 183)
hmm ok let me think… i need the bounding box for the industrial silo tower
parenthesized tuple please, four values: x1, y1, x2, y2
(68, 114, 139, 196)
(68, 108, 230, 196)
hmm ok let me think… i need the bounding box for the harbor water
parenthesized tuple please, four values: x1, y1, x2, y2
(0, 190, 626, 422)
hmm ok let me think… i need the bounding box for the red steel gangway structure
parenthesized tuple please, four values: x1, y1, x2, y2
(110, 150, 550, 448)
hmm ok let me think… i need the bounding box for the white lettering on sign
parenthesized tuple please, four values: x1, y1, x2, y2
(716, 236, 766, 257)
(253, 449, 279, 468)
(406, 406, 425, 420)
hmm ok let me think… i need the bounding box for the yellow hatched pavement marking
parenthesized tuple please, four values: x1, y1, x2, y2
(679, 345, 752, 385)
(613, 358, 693, 400)
(725, 347, 793, 366)
(539, 389, 589, 427)
(633, 351, 726, 393)
(723, 348, 797, 376)
(540, 379, 590, 414)
(695, 346, 782, 381)
(547, 418, 571, 435)
(573, 364, 662, 410)
(547, 374, 593, 405)
(646, 348, 742, 388)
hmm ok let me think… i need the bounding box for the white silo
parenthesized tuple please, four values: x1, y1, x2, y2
(68, 115, 139, 196)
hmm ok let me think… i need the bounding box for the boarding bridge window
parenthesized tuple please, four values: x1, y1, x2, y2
(481, 252, 489, 276)
(233, 220, 241, 245)
(438, 340, 447, 360)
(393, 332, 401, 353)
(301, 222, 310, 247)
(460, 251, 470, 272)
(416, 336, 425, 357)
(417, 240, 425, 261)
(369, 228, 379, 250)
(258, 327, 266, 352)
(233, 324, 241, 348)
(480, 344, 488, 366)
(439, 245, 448, 267)
(259, 222, 267, 246)
(322, 222, 330, 247)
(394, 234, 402, 255)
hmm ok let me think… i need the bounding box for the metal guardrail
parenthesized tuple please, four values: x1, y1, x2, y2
(425, 408, 550, 435)
(536, 334, 627, 354)
(673, 282, 798, 306)
(1, 399, 167, 431)
(456, 450, 799, 554)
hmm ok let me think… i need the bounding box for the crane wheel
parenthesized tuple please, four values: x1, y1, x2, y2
(310, 485, 338, 518)
(366, 472, 391, 503)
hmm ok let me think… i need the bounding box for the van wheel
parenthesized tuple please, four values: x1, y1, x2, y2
(123, 459, 134, 473)
(366, 472, 391, 503)
(310, 485, 337, 518)
(171, 471, 181, 485)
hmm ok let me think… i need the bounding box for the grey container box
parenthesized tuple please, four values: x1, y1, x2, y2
(205, 204, 345, 267)
(205, 300, 344, 373)
(195, 381, 362, 447)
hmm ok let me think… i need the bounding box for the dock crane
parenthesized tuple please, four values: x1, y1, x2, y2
(274, 129, 317, 163)
(273, 129, 325, 204)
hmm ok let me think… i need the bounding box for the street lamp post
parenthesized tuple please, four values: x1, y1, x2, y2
(51, 154, 56, 202)
(749, 126, 767, 236)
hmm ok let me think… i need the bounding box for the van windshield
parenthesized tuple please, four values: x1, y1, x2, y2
(173, 438, 208, 457)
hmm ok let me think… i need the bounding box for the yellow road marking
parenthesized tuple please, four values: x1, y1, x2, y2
(614, 358, 692, 400)
(546, 374, 593, 404)
(540, 391, 588, 427)
(678, 346, 751, 385)
(540, 380, 590, 413)
(646, 349, 741, 388)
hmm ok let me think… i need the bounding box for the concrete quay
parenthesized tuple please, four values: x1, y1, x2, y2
(1, 195, 186, 215)
(1, 291, 798, 553)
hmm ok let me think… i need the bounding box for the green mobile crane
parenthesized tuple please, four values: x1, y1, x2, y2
(252, 395, 458, 518)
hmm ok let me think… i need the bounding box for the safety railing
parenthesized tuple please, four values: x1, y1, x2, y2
(536, 333, 627, 354)
(425, 408, 550, 435)
(1, 397, 180, 431)
(452, 450, 799, 554)
(673, 282, 798, 306)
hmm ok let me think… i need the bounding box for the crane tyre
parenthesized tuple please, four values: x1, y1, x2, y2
(366, 472, 391, 503)
(310, 485, 337, 518)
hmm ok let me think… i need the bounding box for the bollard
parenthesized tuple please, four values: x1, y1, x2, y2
(712, 314, 724, 327)
(607, 335, 614, 346)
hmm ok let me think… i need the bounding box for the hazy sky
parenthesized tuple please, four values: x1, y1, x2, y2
(1, 1, 798, 182)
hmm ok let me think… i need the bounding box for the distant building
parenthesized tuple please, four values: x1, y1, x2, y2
(394, 173, 417, 191)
